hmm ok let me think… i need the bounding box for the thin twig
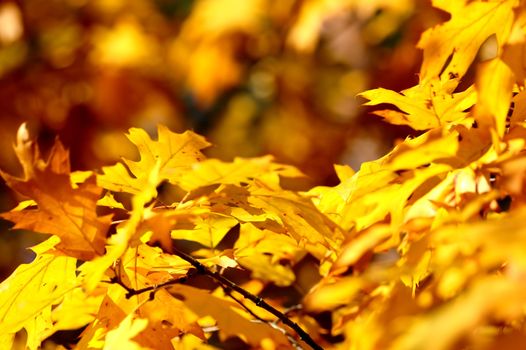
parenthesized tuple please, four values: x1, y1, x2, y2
(112, 270, 197, 299)
(172, 248, 323, 350)
(224, 288, 304, 350)
(109, 250, 323, 350)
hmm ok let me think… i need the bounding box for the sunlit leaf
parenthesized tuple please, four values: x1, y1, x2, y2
(361, 82, 476, 130)
(171, 214, 238, 249)
(168, 284, 290, 347)
(176, 156, 303, 192)
(0, 251, 77, 349)
(98, 125, 210, 198)
(1, 124, 110, 260)
(418, 0, 517, 84)
(474, 58, 515, 137)
(103, 314, 148, 350)
(234, 223, 305, 286)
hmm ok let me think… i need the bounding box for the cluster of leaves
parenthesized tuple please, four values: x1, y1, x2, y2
(3, 0, 526, 349)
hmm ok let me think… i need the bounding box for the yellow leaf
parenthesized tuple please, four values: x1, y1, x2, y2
(168, 284, 290, 347)
(0, 333, 14, 350)
(418, 0, 517, 84)
(172, 214, 238, 249)
(234, 223, 305, 286)
(0, 252, 77, 349)
(502, 10, 526, 87)
(332, 224, 392, 272)
(97, 125, 210, 196)
(97, 162, 144, 194)
(247, 185, 342, 259)
(51, 288, 105, 333)
(384, 129, 460, 170)
(103, 314, 149, 350)
(97, 191, 125, 210)
(308, 164, 355, 224)
(474, 58, 515, 137)
(341, 164, 452, 231)
(361, 82, 476, 130)
(126, 243, 190, 279)
(400, 249, 431, 296)
(177, 156, 303, 192)
(78, 199, 145, 291)
(303, 276, 363, 313)
(140, 204, 210, 252)
(391, 276, 526, 350)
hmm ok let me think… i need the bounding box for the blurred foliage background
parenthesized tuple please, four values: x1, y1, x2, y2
(0, 0, 445, 279)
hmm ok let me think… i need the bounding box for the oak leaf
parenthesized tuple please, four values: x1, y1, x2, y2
(418, 0, 516, 84)
(0, 240, 77, 350)
(97, 125, 210, 198)
(234, 223, 305, 286)
(361, 81, 476, 130)
(176, 155, 303, 192)
(167, 284, 290, 347)
(1, 124, 110, 260)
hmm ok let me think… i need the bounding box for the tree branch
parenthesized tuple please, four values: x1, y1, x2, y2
(222, 287, 303, 350)
(110, 269, 198, 299)
(110, 250, 324, 350)
(172, 248, 324, 350)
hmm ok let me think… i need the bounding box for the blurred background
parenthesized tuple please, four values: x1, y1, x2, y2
(0, 0, 445, 279)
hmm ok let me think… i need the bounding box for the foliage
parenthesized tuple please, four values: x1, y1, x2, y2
(3, 0, 526, 349)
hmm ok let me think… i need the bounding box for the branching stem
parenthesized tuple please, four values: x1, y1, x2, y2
(172, 248, 323, 350)
(111, 250, 323, 350)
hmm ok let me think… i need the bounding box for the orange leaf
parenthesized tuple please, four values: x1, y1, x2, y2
(1, 124, 110, 260)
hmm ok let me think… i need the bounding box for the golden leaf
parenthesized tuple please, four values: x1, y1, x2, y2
(176, 156, 303, 192)
(234, 223, 305, 286)
(361, 82, 476, 130)
(171, 214, 238, 249)
(474, 58, 515, 138)
(418, 0, 517, 84)
(168, 284, 290, 347)
(103, 314, 149, 350)
(0, 247, 77, 349)
(97, 125, 210, 197)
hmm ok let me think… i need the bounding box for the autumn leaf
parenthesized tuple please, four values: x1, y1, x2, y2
(246, 184, 343, 261)
(361, 81, 476, 130)
(103, 314, 149, 350)
(474, 58, 515, 138)
(97, 125, 210, 199)
(171, 214, 238, 249)
(418, 0, 517, 84)
(0, 239, 77, 350)
(4, 2, 526, 348)
(176, 155, 303, 192)
(391, 276, 526, 350)
(167, 284, 290, 347)
(234, 223, 305, 286)
(50, 287, 105, 333)
(1, 124, 111, 260)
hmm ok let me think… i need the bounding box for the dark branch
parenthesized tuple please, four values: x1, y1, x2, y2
(172, 248, 324, 350)
(110, 251, 324, 350)
(224, 288, 304, 350)
(111, 270, 197, 299)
